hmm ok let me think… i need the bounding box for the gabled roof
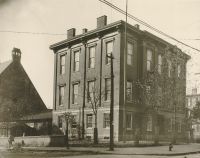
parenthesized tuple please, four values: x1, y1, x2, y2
(0, 60, 12, 75)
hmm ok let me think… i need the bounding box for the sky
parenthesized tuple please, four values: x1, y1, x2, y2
(0, 0, 200, 109)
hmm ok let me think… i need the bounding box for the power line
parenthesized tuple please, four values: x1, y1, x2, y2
(0, 30, 66, 36)
(99, 0, 200, 52)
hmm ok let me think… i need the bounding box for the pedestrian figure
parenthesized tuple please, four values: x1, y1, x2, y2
(8, 135, 14, 149)
(169, 143, 173, 151)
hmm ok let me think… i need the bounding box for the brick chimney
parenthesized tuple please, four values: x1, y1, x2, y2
(134, 24, 140, 29)
(97, 15, 107, 28)
(67, 28, 76, 39)
(82, 28, 88, 34)
(12, 47, 21, 62)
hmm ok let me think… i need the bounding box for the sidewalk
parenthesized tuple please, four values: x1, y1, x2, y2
(19, 143, 200, 156)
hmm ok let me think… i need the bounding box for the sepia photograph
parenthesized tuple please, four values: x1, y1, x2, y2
(0, 0, 200, 157)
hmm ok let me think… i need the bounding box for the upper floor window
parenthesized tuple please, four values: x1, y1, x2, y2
(158, 54, 162, 74)
(147, 49, 153, 71)
(157, 86, 162, 106)
(126, 81, 133, 101)
(126, 112, 132, 129)
(178, 64, 181, 77)
(106, 41, 113, 64)
(87, 81, 95, 102)
(86, 114, 93, 128)
(105, 78, 111, 101)
(103, 113, 110, 128)
(59, 86, 65, 106)
(72, 83, 79, 104)
(60, 55, 65, 74)
(74, 50, 80, 72)
(89, 46, 95, 68)
(168, 60, 172, 77)
(127, 42, 134, 65)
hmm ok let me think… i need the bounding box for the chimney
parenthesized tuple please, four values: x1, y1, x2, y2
(134, 24, 140, 29)
(97, 15, 107, 28)
(12, 47, 21, 62)
(67, 28, 76, 39)
(82, 28, 88, 34)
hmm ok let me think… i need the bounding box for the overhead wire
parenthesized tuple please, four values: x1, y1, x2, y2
(98, 0, 200, 52)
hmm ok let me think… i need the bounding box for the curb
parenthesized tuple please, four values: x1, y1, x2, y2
(20, 148, 200, 156)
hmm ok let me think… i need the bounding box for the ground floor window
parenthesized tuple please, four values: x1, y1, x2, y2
(86, 114, 93, 128)
(58, 116, 63, 129)
(103, 113, 110, 128)
(177, 120, 182, 133)
(126, 112, 132, 130)
(168, 118, 173, 132)
(146, 115, 153, 132)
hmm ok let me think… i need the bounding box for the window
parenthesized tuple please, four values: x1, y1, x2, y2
(86, 114, 93, 128)
(74, 50, 80, 71)
(103, 113, 110, 128)
(146, 85, 151, 94)
(158, 54, 162, 74)
(89, 46, 95, 68)
(177, 120, 182, 133)
(157, 86, 162, 106)
(105, 78, 111, 101)
(127, 42, 134, 65)
(126, 81, 133, 101)
(60, 55, 65, 74)
(126, 112, 132, 129)
(58, 116, 63, 129)
(168, 118, 173, 132)
(147, 49, 153, 71)
(168, 60, 172, 77)
(187, 98, 191, 107)
(88, 81, 95, 102)
(146, 115, 152, 132)
(59, 86, 65, 106)
(71, 115, 77, 128)
(192, 88, 197, 95)
(178, 64, 181, 77)
(72, 83, 79, 104)
(106, 41, 113, 64)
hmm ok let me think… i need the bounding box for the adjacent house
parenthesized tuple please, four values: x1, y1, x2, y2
(50, 16, 190, 142)
(0, 48, 49, 137)
(186, 88, 200, 142)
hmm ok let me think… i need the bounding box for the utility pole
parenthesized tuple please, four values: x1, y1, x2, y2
(107, 53, 114, 151)
(82, 42, 87, 139)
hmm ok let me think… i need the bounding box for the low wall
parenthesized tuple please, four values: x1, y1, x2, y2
(0, 135, 66, 147)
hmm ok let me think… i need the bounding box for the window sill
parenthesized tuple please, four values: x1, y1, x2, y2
(104, 100, 111, 103)
(126, 128, 133, 131)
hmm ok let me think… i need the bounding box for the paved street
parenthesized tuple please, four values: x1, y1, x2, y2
(1, 143, 200, 158)
(1, 151, 200, 158)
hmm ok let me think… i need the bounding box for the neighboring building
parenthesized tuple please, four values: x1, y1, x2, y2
(0, 48, 48, 137)
(20, 109, 52, 136)
(50, 16, 190, 142)
(186, 88, 200, 142)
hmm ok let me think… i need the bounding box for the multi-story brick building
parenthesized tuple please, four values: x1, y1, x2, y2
(50, 16, 190, 142)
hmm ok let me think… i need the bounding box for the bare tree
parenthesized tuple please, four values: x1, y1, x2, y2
(62, 112, 76, 149)
(87, 84, 104, 144)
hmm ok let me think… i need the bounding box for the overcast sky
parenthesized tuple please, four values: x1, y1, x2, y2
(0, 0, 200, 109)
